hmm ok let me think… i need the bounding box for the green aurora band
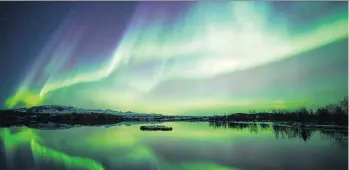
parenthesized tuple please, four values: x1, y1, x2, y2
(4, 2, 348, 115)
(1, 123, 255, 169)
(0, 128, 104, 170)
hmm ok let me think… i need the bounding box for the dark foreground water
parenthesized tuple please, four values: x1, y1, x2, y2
(0, 122, 348, 170)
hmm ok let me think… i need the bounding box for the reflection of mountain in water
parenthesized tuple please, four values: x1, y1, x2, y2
(209, 122, 348, 142)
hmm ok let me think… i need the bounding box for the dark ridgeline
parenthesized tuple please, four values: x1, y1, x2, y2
(209, 121, 348, 142)
(210, 97, 348, 126)
(0, 97, 347, 128)
(0, 111, 123, 127)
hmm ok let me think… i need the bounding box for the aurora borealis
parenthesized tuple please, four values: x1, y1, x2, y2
(1, 2, 348, 115)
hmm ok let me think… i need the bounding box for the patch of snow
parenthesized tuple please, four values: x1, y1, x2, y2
(20, 105, 163, 117)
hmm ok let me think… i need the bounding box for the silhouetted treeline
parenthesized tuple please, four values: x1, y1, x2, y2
(0, 111, 123, 127)
(210, 97, 348, 125)
(209, 121, 348, 142)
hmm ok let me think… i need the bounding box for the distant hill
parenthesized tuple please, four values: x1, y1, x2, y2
(10, 105, 163, 117)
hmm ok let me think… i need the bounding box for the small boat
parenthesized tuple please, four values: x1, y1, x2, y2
(140, 125, 173, 131)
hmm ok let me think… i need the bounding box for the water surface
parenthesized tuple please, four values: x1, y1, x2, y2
(1, 122, 347, 170)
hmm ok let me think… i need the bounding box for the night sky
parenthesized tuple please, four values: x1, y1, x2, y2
(0, 2, 348, 115)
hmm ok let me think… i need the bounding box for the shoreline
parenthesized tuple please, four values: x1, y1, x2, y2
(1, 110, 348, 130)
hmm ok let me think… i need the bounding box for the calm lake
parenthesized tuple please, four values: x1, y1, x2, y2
(1, 122, 348, 170)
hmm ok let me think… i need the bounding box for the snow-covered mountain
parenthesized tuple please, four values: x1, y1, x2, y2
(16, 105, 162, 116)
(27, 105, 78, 113)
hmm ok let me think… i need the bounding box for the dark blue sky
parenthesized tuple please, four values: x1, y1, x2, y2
(0, 2, 137, 105)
